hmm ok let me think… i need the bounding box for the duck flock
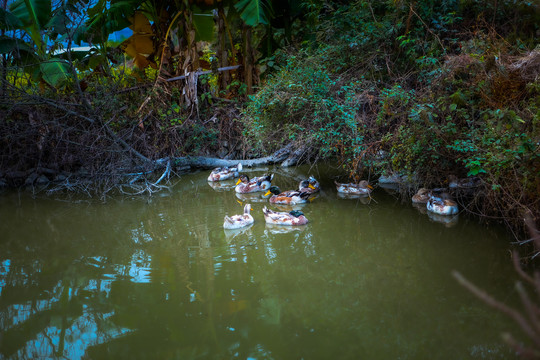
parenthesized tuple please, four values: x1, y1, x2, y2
(209, 163, 460, 230)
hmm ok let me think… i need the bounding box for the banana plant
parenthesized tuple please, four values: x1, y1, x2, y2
(235, 0, 272, 26)
(0, 0, 81, 88)
(84, 0, 216, 72)
(9, 0, 51, 56)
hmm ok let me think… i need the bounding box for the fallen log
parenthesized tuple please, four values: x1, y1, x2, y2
(169, 143, 297, 170)
(1, 144, 303, 191)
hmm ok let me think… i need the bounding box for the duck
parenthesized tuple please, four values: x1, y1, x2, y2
(265, 186, 312, 205)
(223, 203, 254, 229)
(334, 180, 373, 196)
(262, 206, 309, 226)
(426, 191, 459, 216)
(299, 176, 320, 193)
(412, 188, 430, 204)
(235, 174, 274, 193)
(208, 163, 243, 182)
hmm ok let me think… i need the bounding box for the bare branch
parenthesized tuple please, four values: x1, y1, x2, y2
(452, 270, 540, 344)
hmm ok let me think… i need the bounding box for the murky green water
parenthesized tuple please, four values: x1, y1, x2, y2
(0, 165, 526, 359)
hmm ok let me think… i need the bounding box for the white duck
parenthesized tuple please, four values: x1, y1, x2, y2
(335, 180, 373, 196)
(223, 204, 254, 229)
(427, 191, 459, 216)
(208, 163, 242, 182)
(262, 206, 309, 226)
(235, 174, 274, 193)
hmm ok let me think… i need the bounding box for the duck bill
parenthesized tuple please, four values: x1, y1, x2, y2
(308, 184, 316, 190)
(235, 179, 242, 185)
(264, 190, 271, 196)
(367, 185, 374, 190)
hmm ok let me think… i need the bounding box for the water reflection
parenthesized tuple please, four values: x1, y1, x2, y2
(0, 165, 522, 359)
(270, 202, 307, 212)
(235, 192, 268, 203)
(412, 202, 429, 214)
(223, 224, 254, 243)
(378, 182, 400, 195)
(412, 202, 459, 227)
(264, 223, 308, 234)
(207, 180, 237, 192)
(336, 192, 372, 204)
(427, 211, 459, 227)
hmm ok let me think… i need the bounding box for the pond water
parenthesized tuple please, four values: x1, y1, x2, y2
(0, 165, 527, 359)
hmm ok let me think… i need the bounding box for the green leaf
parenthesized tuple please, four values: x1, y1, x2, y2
(40, 58, 71, 87)
(9, 0, 52, 56)
(9, 0, 51, 28)
(234, 0, 271, 26)
(193, 12, 215, 42)
(0, 8, 24, 29)
(0, 36, 34, 54)
(85, 0, 136, 43)
(46, 9, 70, 37)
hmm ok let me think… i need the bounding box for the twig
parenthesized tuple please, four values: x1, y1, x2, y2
(152, 158, 171, 187)
(166, 65, 241, 82)
(409, 5, 446, 54)
(453, 270, 540, 346)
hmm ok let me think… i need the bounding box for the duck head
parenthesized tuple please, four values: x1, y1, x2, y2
(289, 210, 305, 218)
(300, 176, 319, 190)
(359, 180, 374, 189)
(265, 186, 281, 196)
(236, 174, 250, 185)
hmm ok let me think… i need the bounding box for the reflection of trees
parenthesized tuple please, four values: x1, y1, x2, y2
(233, 197, 520, 359)
(0, 169, 523, 359)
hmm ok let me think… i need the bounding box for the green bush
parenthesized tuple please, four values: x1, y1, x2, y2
(242, 53, 365, 161)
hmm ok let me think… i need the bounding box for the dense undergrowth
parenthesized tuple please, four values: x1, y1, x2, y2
(0, 0, 538, 236)
(241, 0, 540, 235)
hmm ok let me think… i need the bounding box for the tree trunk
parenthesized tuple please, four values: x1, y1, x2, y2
(217, 6, 230, 92)
(242, 25, 253, 95)
(1, 0, 6, 101)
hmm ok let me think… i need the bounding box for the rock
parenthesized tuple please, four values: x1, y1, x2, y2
(36, 175, 50, 185)
(54, 174, 67, 182)
(25, 173, 39, 186)
(378, 173, 403, 184)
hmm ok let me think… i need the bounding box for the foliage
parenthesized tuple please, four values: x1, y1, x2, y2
(1, 0, 539, 236)
(240, 0, 540, 232)
(242, 52, 364, 161)
(235, 0, 272, 26)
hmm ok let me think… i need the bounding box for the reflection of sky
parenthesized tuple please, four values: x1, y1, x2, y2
(106, 250, 152, 283)
(127, 250, 152, 283)
(0, 249, 152, 358)
(0, 259, 10, 296)
(2, 299, 50, 329)
(1, 284, 130, 359)
(13, 311, 131, 360)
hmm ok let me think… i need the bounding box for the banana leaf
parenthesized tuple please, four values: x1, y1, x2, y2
(40, 58, 71, 87)
(0, 8, 23, 29)
(9, 0, 52, 56)
(9, 0, 51, 28)
(193, 11, 215, 42)
(234, 0, 271, 26)
(0, 36, 34, 54)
